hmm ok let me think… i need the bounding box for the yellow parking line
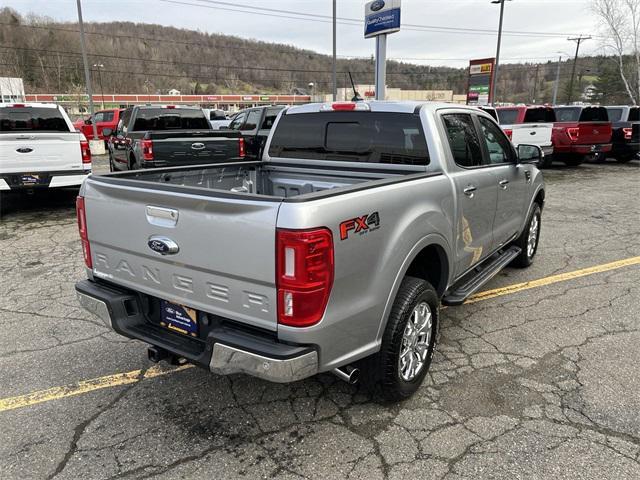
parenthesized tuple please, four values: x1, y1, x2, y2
(466, 256, 640, 304)
(0, 364, 192, 413)
(1, 256, 639, 413)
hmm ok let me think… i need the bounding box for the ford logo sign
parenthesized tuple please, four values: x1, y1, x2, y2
(191, 142, 206, 150)
(16, 147, 33, 153)
(371, 0, 385, 11)
(148, 236, 179, 255)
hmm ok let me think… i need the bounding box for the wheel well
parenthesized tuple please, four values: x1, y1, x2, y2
(405, 244, 449, 297)
(534, 189, 545, 209)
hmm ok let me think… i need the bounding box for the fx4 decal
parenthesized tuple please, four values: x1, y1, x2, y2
(339, 212, 381, 240)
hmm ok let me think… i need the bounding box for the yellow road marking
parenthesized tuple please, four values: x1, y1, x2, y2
(0, 364, 192, 413)
(466, 256, 640, 304)
(1, 256, 639, 413)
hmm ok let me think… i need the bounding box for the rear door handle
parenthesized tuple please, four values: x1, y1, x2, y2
(463, 185, 477, 196)
(499, 179, 509, 189)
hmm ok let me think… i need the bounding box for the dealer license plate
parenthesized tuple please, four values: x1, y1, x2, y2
(160, 300, 199, 337)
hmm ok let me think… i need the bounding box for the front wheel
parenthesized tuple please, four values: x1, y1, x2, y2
(361, 276, 439, 402)
(511, 203, 542, 268)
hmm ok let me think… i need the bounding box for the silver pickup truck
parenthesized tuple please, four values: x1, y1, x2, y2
(75, 102, 545, 400)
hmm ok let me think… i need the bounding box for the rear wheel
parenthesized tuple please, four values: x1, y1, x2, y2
(538, 154, 553, 168)
(361, 276, 439, 402)
(512, 203, 542, 268)
(616, 155, 633, 163)
(129, 155, 140, 171)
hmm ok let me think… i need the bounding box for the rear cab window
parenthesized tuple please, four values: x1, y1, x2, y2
(554, 107, 581, 122)
(496, 109, 519, 125)
(628, 108, 640, 122)
(0, 106, 71, 132)
(268, 111, 430, 165)
(524, 108, 556, 123)
(579, 107, 608, 122)
(131, 108, 210, 131)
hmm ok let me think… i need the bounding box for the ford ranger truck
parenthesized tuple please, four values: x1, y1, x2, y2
(552, 106, 613, 166)
(105, 105, 244, 172)
(75, 102, 545, 400)
(0, 103, 91, 192)
(496, 106, 555, 167)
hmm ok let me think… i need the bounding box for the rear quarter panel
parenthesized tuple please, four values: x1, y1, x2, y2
(276, 174, 455, 370)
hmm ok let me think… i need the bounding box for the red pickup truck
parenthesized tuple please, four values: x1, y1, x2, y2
(552, 106, 612, 166)
(73, 109, 123, 143)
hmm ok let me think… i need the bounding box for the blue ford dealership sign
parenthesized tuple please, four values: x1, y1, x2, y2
(364, 0, 401, 39)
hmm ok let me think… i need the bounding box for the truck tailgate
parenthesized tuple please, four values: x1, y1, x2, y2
(83, 178, 281, 331)
(0, 132, 83, 173)
(577, 122, 612, 144)
(510, 124, 553, 147)
(150, 131, 241, 164)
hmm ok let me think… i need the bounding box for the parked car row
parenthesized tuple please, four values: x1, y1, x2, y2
(488, 104, 638, 167)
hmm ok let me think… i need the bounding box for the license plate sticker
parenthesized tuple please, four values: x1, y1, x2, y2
(160, 300, 199, 337)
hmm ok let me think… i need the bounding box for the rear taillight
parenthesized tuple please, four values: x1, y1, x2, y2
(276, 228, 334, 327)
(567, 127, 580, 142)
(141, 139, 154, 161)
(504, 128, 513, 140)
(76, 196, 92, 269)
(239, 137, 245, 158)
(623, 127, 632, 140)
(80, 139, 91, 164)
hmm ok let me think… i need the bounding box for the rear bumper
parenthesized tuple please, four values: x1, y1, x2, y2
(75, 279, 318, 383)
(611, 142, 640, 155)
(554, 144, 612, 155)
(0, 170, 90, 190)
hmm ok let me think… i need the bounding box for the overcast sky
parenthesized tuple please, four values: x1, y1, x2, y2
(3, 0, 602, 67)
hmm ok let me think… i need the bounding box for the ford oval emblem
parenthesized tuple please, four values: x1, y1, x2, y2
(371, 0, 385, 11)
(191, 142, 206, 150)
(148, 236, 179, 255)
(16, 147, 33, 153)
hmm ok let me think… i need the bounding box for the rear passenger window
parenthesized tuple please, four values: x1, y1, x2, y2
(261, 111, 280, 129)
(242, 110, 262, 131)
(442, 114, 483, 168)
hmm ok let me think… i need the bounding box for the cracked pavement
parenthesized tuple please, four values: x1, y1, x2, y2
(1, 158, 639, 479)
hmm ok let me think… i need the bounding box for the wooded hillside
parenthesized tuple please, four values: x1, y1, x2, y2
(0, 7, 631, 104)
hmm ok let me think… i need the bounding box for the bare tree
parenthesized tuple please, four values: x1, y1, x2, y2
(592, 0, 640, 104)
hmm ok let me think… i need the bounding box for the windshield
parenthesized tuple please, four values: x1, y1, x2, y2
(132, 108, 210, 131)
(0, 107, 70, 132)
(268, 111, 430, 165)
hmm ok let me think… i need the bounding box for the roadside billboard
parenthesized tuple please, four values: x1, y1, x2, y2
(467, 58, 495, 106)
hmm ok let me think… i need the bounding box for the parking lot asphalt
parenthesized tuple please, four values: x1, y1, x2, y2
(1, 157, 639, 480)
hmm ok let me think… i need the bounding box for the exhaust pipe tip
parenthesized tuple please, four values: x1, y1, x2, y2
(332, 365, 360, 385)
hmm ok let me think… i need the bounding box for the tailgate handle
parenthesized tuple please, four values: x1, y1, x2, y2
(146, 206, 179, 227)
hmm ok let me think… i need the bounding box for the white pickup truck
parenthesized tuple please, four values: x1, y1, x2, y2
(496, 106, 555, 168)
(0, 103, 92, 192)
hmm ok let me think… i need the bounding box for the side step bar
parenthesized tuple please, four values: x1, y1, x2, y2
(442, 246, 521, 306)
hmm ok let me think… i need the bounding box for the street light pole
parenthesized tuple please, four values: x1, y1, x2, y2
(490, 0, 508, 105)
(76, 0, 98, 141)
(93, 63, 105, 109)
(552, 55, 562, 105)
(332, 0, 337, 101)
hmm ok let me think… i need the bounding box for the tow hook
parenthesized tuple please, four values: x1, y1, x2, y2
(332, 365, 360, 385)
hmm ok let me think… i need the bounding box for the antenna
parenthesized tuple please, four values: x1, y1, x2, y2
(348, 72, 362, 102)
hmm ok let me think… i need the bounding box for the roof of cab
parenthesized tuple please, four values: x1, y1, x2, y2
(285, 100, 484, 115)
(0, 102, 60, 108)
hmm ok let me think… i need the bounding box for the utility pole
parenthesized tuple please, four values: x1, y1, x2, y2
(566, 35, 591, 104)
(76, 0, 98, 141)
(531, 64, 540, 104)
(552, 55, 561, 105)
(490, 0, 509, 105)
(332, 0, 337, 101)
(93, 63, 105, 109)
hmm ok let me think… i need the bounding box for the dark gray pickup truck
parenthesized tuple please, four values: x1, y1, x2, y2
(105, 105, 244, 171)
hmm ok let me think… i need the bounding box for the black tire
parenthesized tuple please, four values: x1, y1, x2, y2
(108, 152, 116, 172)
(616, 155, 633, 164)
(361, 276, 439, 402)
(129, 155, 140, 171)
(538, 154, 553, 168)
(512, 203, 542, 268)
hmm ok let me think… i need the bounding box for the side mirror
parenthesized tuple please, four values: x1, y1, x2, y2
(84, 119, 92, 125)
(102, 128, 113, 137)
(517, 144, 544, 165)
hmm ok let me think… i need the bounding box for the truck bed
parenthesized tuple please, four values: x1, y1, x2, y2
(93, 161, 424, 201)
